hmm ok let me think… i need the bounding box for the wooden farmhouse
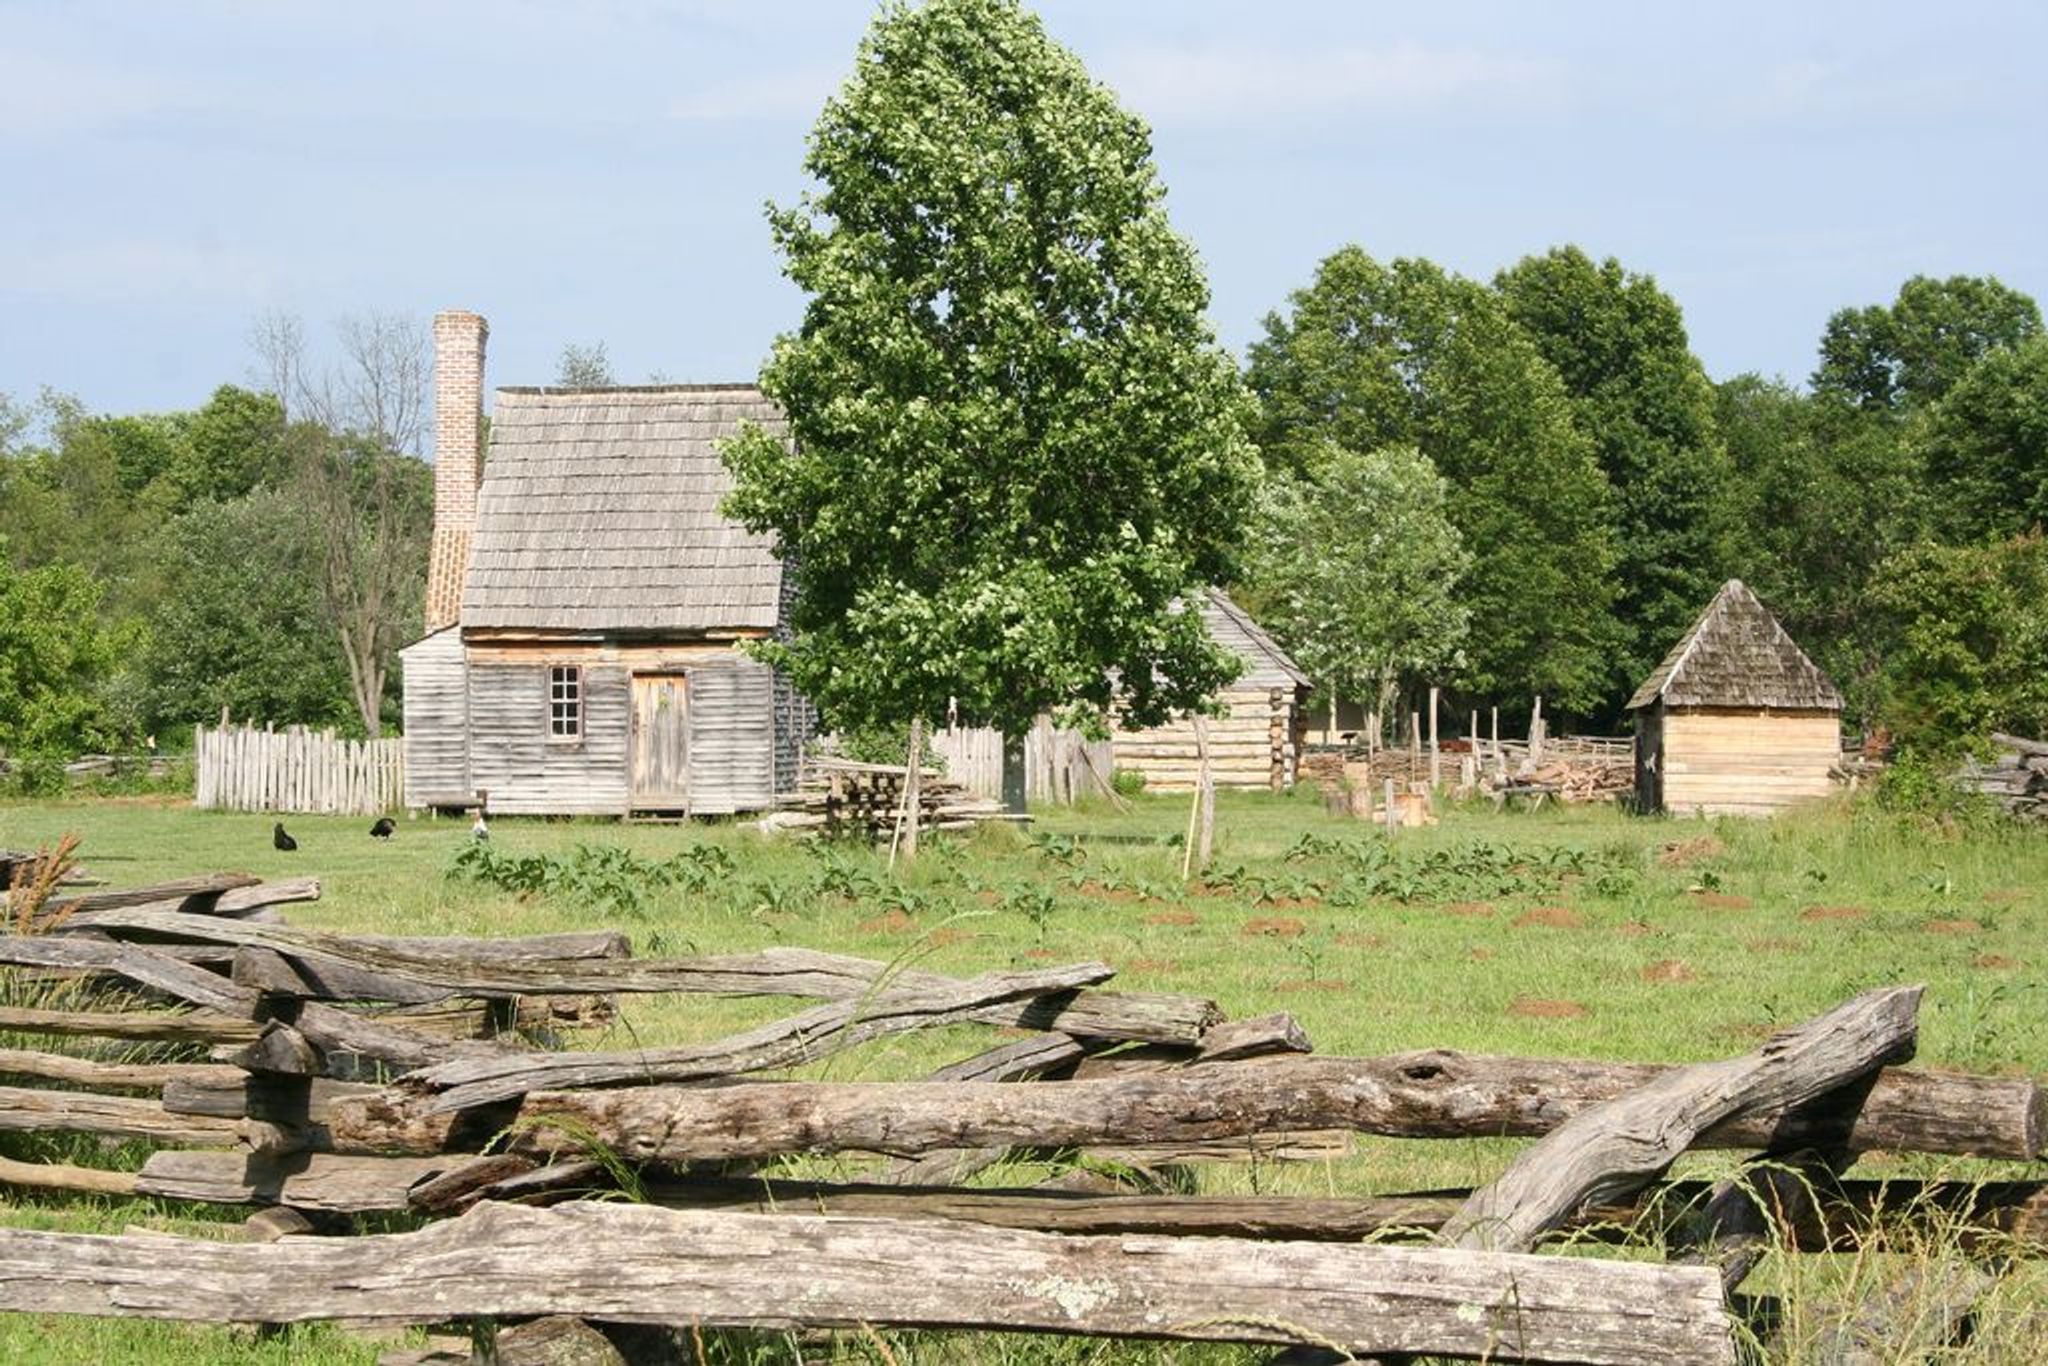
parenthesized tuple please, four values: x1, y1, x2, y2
(401, 312, 810, 817)
(1111, 590, 1312, 792)
(401, 310, 1309, 816)
(1627, 579, 1844, 817)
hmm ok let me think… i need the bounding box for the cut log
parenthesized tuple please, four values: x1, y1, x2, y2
(405, 1154, 539, 1215)
(404, 962, 1116, 1111)
(63, 914, 1219, 1044)
(330, 1041, 2037, 1164)
(1442, 986, 1924, 1252)
(0, 1005, 259, 1045)
(0, 1049, 235, 1094)
(229, 1022, 323, 1077)
(885, 1034, 1091, 1185)
(136, 1150, 461, 1213)
(0, 1199, 1739, 1364)
(0, 1084, 241, 1146)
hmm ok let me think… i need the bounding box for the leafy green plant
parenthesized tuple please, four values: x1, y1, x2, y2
(999, 883, 1059, 938)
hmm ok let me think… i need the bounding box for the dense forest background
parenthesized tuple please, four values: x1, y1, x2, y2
(2, 258, 2044, 789)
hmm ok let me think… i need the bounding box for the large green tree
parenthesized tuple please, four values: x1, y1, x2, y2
(1814, 274, 2042, 413)
(0, 546, 125, 764)
(1915, 334, 2048, 540)
(1241, 442, 1471, 723)
(1495, 247, 1729, 690)
(721, 0, 1258, 744)
(1247, 248, 1620, 714)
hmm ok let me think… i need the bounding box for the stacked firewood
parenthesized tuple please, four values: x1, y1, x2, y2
(1958, 733, 2048, 820)
(766, 757, 1025, 838)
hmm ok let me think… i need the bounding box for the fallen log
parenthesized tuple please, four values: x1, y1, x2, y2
(1441, 986, 1923, 1253)
(0, 1085, 240, 1146)
(64, 914, 1219, 1045)
(329, 1048, 2042, 1163)
(405, 962, 1116, 1111)
(0, 1199, 1738, 1363)
(885, 1034, 1093, 1186)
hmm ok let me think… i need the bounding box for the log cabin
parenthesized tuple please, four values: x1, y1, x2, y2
(400, 312, 810, 816)
(400, 310, 1307, 815)
(1627, 580, 1843, 817)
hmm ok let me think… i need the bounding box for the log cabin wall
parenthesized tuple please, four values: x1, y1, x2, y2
(1656, 706, 1841, 817)
(1113, 686, 1297, 792)
(398, 627, 471, 810)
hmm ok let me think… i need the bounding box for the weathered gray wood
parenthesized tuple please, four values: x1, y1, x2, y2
(0, 1049, 236, 1094)
(136, 1149, 459, 1212)
(0, 1085, 241, 1146)
(406, 962, 1115, 1111)
(1671, 1149, 1845, 1295)
(405, 1154, 539, 1215)
(331, 1040, 2035, 1164)
(231, 946, 315, 999)
(25, 873, 261, 925)
(492, 1315, 625, 1366)
(161, 1073, 377, 1123)
(0, 935, 499, 1070)
(65, 913, 1219, 1044)
(885, 1034, 1092, 1185)
(0, 1004, 259, 1045)
(1441, 987, 1923, 1253)
(230, 1021, 323, 1077)
(0, 1199, 1738, 1363)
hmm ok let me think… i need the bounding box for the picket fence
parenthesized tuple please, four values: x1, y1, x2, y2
(928, 715, 1116, 805)
(193, 723, 403, 817)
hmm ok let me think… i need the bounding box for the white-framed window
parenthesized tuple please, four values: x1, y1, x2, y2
(548, 666, 582, 739)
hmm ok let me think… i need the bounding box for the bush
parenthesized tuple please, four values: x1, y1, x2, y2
(1110, 767, 1147, 797)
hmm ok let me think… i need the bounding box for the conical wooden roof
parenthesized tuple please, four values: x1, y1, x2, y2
(1626, 580, 1842, 712)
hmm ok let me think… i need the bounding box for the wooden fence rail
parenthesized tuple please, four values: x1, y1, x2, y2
(194, 722, 402, 817)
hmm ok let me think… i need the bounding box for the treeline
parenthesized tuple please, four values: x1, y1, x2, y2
(1242, 251, 2048, 746)
(0, 316, 433, 787)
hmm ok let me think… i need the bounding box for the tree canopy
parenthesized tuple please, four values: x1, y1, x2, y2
(1247, 248, 1620, 713)
(1814, 274, 2043, 413)
(721, 0, 1258, 737)
(1496, 247, 1729, 692)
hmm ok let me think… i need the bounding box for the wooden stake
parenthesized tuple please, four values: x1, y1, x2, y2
(1383, 778, 1398, 837)
(1195, 715, 1215, 873)
(1428, 687, 1440, 790)
(1530, 695, 1545, 766)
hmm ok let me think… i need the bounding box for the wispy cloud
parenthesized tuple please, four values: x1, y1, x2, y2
(1099, 42, 1563, 123)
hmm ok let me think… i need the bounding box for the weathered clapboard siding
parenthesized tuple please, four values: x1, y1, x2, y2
(399, 627, 470, 809)
(686, 655, 776, 814)
(466, 663, 631, 816)
(1658, 710, 1840, 816)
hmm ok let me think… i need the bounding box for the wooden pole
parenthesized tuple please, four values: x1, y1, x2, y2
(1428, 687, 1441, 790)
(1383, 778, 1398, 836)
(1195, 715, 1215, 873)
(1531, 695, 1545, 766)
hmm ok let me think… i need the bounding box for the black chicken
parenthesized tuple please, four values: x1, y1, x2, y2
(369, 817, 396, 839)
(272, 822, 297, 852)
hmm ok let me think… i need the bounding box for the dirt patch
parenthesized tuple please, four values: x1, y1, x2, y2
(1615, 921, 1652, 938)
(1973, 954, 2021, 970)
(1242, 916, 1307, 939)
(1142, 909, 1198, 927)
(1335, 931, 1383, 948)
(1440, 901, 1494, 918)
(1508, 996, 1590, 1020)
(1688, 891, 1754, 911)
(1021, 947, 1062, 961)
(1258, 896, 1322, 912)
(1512, 906, 1582, 929)
(1745, 936, 1807, 954)
(1121, 958, 1177, 974)
(1800, 905, 1867, 923)
(1079, 881, 1147, 905)
(1470, 947, 1495, 961)
(1983, 888, 2029, 907)
(1924, 918, 1983, 936)
(1657, 836, 1726, 868)
(1641, 959, 1696, 984)
(857, 909, 916, 935)
(1275, 979, 1351, 994)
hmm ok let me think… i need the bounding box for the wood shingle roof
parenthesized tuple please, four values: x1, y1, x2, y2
(460, 386, 785, 634)
(1626, 579, 1842, 712)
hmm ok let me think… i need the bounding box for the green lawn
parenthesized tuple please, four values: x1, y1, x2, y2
(1, 788, 2043, 1362)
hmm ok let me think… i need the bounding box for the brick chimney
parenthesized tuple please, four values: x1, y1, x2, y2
(425, 309, 488, 632)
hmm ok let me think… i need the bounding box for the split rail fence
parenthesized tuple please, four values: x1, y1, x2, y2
(0, 861, 2042, 1363)
(193, 721, 403, 817)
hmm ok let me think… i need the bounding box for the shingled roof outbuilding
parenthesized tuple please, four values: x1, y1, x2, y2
(1626, 580, 1842, 713)
(461, 386, 786, 634)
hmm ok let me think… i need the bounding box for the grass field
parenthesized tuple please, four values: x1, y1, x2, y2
(1, 787, 2044, 1362)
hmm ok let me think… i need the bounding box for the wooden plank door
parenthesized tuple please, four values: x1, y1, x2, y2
(630, 674, 690, 808)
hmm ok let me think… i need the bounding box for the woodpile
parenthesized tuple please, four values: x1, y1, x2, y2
(1958, 732, 2048, 819)
(764, 756, 1025, 839)
(1302, 734, 1634, 810)
(0, 862, 2043, 1361)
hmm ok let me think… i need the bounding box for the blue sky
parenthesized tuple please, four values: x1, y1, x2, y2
(3, 1, 2044, 420)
